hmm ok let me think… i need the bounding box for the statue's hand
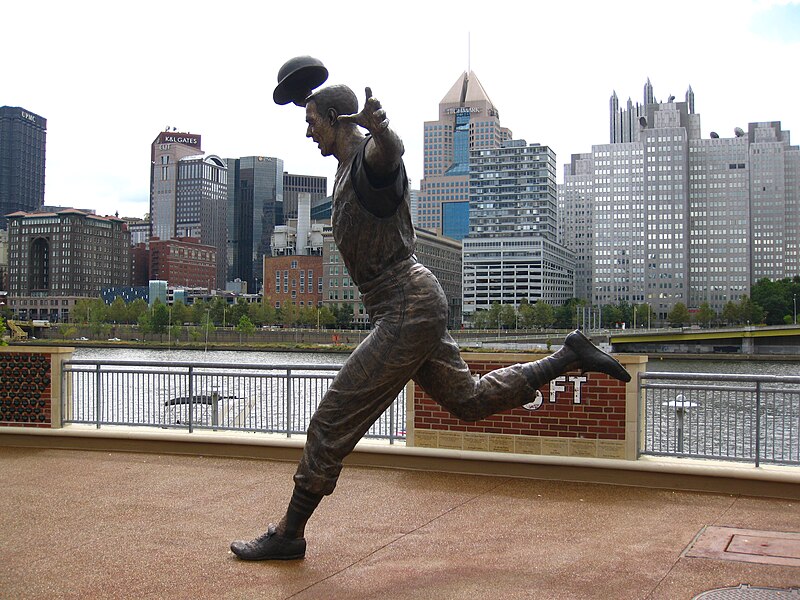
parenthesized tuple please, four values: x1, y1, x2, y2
(337, 87, 389, 136)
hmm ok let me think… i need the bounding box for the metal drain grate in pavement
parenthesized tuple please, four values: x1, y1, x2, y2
(693, 584, 800, 599)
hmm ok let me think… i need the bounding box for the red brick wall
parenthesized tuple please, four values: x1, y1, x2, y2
(414, 358, 627, 440)
(0, 351, 53, 428)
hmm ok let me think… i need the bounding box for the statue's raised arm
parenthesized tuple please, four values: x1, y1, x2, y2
(337, 87, 404, 177)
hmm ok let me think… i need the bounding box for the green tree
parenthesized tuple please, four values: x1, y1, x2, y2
(518, 302, 535, 329)
(667, 302, 691, 327)
(235, 315, 256, 342)
(499, 304, 516, 329)
(137, 312, 152, 341)
(616, 301, 633, 328)
(316, 306, 336, 328)
(471, 309, 490, 329)
(0, 316, 7, 346)
(229, 298, 249, 326)
(151, 301, 170, 339)
(485, 302, 504, 330)
(107, 297, 128, 324)
(737, 295, 765, 325)
(59, 324, 79, 340)
(209, 297, 228, 326)
(200, 311, 216, 342)
(554, 298, 586, 329)
(249, 301, 277, 327)
(331, 303, 353, 329)
(634, 304, 654, 329)
(695, 302, 716, 327)
(721, 300, 740, 325)
(168, 324, 184, 344)
(87, 298, 108, 338)
(170, 301, 189, 326)
(72, 298, 92, 324)
(128, 298, 149, 324)
(601, 305, 623, 328)
(189, 300, 209, 325)
(531, 301, 555, 329)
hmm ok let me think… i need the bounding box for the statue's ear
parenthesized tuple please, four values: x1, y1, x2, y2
(327, 108, 338, 126)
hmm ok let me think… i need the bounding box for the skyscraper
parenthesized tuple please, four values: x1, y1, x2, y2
(463, 140, 575, 317)
(174, 154, 228, 289)
(417, 72, 511, 239)
(0, 107, 46, 229)
(747, 122, 800, 282)
(149, 131, 202, 241)
(562, 80, 799, 320)
(282, 172, 326, 222)
(561, 154, 595, 301)
(226, 156, 284, 292)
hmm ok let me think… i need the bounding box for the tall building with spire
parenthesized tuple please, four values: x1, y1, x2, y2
(417, 72, 511, 239)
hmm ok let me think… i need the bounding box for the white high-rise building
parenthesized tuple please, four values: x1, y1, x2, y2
(463, 140, 575, 319)
(562, 80, 800, 319)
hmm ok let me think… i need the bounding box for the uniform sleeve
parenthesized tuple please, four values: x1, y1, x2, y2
(350, 138, 408, 218)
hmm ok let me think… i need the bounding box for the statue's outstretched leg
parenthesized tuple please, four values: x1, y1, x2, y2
(524, 329, 631, 388)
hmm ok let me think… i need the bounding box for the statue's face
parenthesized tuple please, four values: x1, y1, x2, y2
(305, 101, 335, 157)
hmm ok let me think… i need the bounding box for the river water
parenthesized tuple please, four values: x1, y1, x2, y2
(71, 346, 800, 377)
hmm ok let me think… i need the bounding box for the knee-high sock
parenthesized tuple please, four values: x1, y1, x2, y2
(281, 487, 323, 539)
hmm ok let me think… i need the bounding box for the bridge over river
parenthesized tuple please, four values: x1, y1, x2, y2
(609, 324, 800, 355)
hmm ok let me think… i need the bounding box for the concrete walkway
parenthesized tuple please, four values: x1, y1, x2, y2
(1, 447, 798, 599)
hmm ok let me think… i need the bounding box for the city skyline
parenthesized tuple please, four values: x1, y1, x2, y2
(3, 1, 798, 220)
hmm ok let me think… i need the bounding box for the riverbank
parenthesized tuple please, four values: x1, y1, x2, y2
(10, 338, 800, 361)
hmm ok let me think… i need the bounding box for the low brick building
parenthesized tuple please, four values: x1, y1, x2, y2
(262, 255, 323, 310)
(149, 237, 216, 289)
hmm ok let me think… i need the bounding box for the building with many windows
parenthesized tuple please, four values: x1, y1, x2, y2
(560, 155, 594, 301)
(6, 208, 130, 320)
(148, 236, 217, 289)
(282, 173, 327, 222)
(463, 140, 575, 319)
(149, 131, 203, 241)
(226, 156, 283, 292)
(174, 154, 228, 289)
(0, 107, 46, 230)
(561, 80, 799, 319)
(262, 255, 323, 311)
(0, 228, 8, 290)
(414, 229, 462, 328)
(417, 72, 511, 239)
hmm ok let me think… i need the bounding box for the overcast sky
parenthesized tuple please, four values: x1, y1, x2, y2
(3, 0, 798, 219)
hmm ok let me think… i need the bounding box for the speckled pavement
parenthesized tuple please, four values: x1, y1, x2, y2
(1, 447, 798, 599)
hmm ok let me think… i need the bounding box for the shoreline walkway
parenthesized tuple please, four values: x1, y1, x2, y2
(2, 446, 799, 599)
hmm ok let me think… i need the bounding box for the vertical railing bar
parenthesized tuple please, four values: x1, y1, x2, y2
(755, 381, 761, 468)
(95, 364, 102, 429)
(286, 369, 292, 438)
(188, 366, 194, 434)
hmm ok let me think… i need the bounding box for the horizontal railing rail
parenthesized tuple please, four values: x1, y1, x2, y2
(61, 360, 405, 443)
(639, 371, 800, 466)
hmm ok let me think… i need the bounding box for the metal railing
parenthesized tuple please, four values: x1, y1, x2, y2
(640, 371, 800, 466)
(61, 360, 406, 443)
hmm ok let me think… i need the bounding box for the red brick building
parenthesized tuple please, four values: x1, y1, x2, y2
(149, 237, 216, 288)
(262, 255, 322, 309)
(131, 243, 150, 286)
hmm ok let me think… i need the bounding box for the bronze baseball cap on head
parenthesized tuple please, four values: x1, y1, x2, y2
(273, 56, 328, 106)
